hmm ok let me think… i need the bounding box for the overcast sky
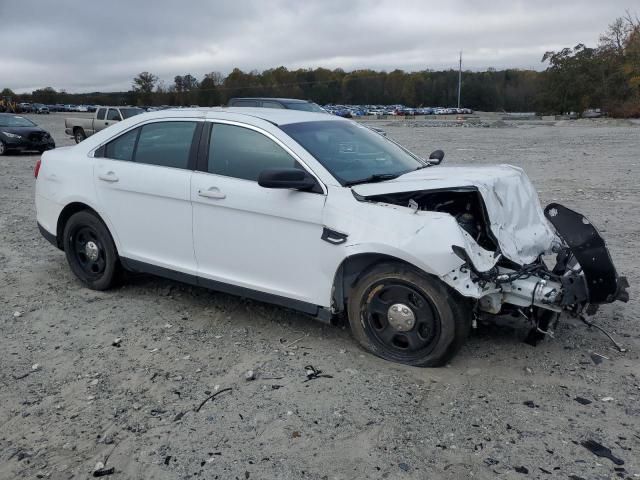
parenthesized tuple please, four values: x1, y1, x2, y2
(0, 0, 635, 93)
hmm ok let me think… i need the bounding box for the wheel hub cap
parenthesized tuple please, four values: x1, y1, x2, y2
(387, 303, 416, 331)
(85, 241, 99, 261)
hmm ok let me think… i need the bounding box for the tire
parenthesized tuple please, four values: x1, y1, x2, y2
(347, 262, 471, 367)
(62, 211, 120, 290)
(0, 140, 6, 156)
(74, 128, 86, 143)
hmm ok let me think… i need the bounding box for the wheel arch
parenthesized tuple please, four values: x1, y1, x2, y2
(331, 252, 426, 314)
(56, 202, 110, 250)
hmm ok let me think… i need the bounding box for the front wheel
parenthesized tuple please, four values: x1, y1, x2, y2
(0, 140, 6, 156)
(63, 211, 120, 290)
(347, 263, 471, 367)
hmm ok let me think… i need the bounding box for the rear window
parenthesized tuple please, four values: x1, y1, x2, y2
(230, 100, 259, 107)
(284, 102, 325, 113)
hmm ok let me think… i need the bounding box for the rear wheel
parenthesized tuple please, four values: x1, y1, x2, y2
(347, 263, 471, 367)
(63, 211, 120, 290)
(74, 128, 86, 143)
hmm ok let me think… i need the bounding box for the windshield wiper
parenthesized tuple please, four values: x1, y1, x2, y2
(344, 173, 400, 187)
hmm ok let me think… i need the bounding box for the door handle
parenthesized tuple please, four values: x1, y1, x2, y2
(98, 172, 119, 182)
(198, 187, 226, 199)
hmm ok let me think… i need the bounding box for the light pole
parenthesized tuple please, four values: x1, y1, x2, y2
(457, 51, 462, 109)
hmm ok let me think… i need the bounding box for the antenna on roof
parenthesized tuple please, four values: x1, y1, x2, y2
(457, 50, 462, 109)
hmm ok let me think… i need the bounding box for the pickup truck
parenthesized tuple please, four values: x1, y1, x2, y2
(64, 106, 144, 143)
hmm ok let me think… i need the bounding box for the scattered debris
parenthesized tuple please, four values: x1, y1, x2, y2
(601, 396, 614, 402)
(31, 363, 41, 371)
(514, 465, 529, 474)
(291, 431, 301, 438)
(303, 365, 333, 382)
(112, 338, 122, 347)
(173, 411, 185, 422)
(484, 458, 499, 466)
(523, 400, 538, 408)
(579, 315, 626, 352)
(574, 397, 592, 405)
(93, 462, 115, 477)
(195, 387, 232, 412)
(590, 352, 608, 365)
(271, 385, 283, 390)
(13, 311, 22, 318)
(164, 456, 171, 465)
(580, 439, 624, 465)
(539, 467, 552, 474)
(245, 370, 256, 381)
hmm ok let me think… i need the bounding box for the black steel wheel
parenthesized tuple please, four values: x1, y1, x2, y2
(348, 263, 471, 367)
(63, 211, 120, 290)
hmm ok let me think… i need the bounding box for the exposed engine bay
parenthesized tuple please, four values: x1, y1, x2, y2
(361, 186, 629, 340)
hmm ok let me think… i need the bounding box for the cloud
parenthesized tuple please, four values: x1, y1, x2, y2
(0, 0, 635, 92)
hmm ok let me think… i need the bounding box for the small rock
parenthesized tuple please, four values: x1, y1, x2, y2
(89, 379, 99, 386)
(112, 338, 122, 347)
(574, 397, 592, 405)
(149, 348, 159, 353)
(245, 370, 256, 381)
(514, 465, 529, 474)
(523, 400, 538, 408)
(103, 435, 114, 445)
(93, 462, 105, 472)
(398, 462, 410, 472)
(13, 311, 22, 318)
(32, 363, 41, 371)
(601, 396, 614, 402)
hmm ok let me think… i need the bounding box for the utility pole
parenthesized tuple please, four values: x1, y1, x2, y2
(457, 50, 462, 109)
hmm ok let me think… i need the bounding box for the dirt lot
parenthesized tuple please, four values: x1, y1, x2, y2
(1, 113, 638, 480)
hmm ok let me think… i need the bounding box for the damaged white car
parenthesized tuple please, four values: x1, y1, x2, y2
(35, 108, 629, 366)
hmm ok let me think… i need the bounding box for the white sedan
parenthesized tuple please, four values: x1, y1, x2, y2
(35, 108, 628, 366)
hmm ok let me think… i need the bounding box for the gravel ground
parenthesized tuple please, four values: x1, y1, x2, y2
(0, 112, 638, 480)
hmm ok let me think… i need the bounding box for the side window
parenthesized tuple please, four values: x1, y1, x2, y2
(104, 128, 139, 161)
(134, 121, 197, 169)
(106, 109, 121, 121)
(261, 101, 285, 109)
(96, 108, 106, 120)
(231, 100, 258, 107)
(208, 124, 295, 181)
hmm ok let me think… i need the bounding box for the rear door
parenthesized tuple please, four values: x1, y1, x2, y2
(95, 108, 121, 132)
(94, 119, 202, 276)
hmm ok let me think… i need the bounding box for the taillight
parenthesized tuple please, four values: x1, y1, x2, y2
(34, 158, 42, 179)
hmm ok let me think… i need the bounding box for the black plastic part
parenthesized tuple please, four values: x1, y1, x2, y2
(258, 168, 317, 190)
(321, 227, 348, 245)
(544, 203, 627, 304)
(38, 222, 59, 248)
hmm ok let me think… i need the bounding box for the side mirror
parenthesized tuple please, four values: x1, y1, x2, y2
(258, 168, 317, 191)
(429, 149, 445, 165)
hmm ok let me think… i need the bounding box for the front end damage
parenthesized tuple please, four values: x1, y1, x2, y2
(354, 165, 629, 340)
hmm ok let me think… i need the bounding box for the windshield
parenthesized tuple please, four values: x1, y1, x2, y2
(284, 102, 326, 113)
(281, 120, 423, 185)
(0, 115, 37, 128)
(120, 108, 144, 119)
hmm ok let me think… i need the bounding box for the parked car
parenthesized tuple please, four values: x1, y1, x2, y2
(228, 97, 326, 113)
(35, 108, 628, 366)
(0, 113, 55, 155)
(33, 104, 50, 114)
(64, 106, 144, 143)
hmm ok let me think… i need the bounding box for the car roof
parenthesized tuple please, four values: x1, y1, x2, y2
(230, 97, 312, 104)
(131, 107, 342, 126)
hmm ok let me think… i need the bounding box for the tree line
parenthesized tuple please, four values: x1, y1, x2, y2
(2, 14, 638, 116)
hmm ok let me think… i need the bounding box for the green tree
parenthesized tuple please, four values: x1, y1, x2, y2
(132, 72, 158, 105)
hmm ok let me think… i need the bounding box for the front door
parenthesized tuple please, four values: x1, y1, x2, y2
(191, 121, 337, 307)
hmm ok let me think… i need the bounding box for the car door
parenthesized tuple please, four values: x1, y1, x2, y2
(191, 121, 338, 308)
(96, 108, 121, 132)
(94, 119, 201, 276)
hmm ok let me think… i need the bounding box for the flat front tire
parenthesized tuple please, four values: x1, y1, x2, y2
(347, 263, 471, 367)
(62, 211, 120, 290)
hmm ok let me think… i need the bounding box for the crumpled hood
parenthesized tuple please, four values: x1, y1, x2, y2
(352, 164, 561, 265)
